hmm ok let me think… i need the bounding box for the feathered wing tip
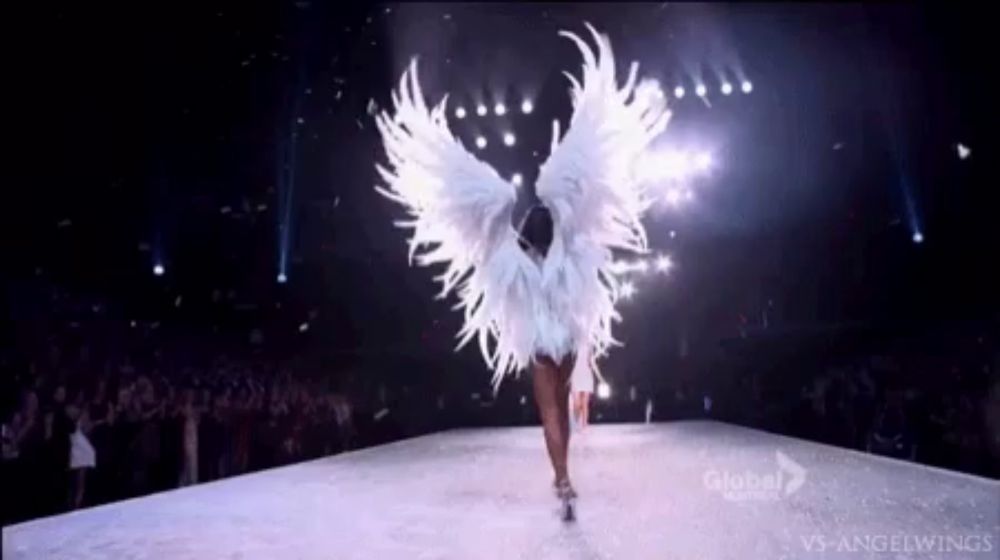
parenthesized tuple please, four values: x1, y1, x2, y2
(375, 55, 524, 384)
(531, 23, 671, 376)
(550, 119, 562, 157)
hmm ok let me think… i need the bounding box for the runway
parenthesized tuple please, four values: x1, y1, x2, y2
(3, 421, 997, 559)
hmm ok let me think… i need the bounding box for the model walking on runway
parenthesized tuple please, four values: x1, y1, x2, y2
(374, 23, 669, 521)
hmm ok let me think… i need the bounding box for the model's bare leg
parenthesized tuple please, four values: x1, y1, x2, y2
(71, 469, 86, 509)
(573, 391, 591, 428)
(555, 357, 572, 456)
(532, 355, 574, 486)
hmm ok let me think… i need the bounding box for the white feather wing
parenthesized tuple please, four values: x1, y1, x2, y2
(375, 60, 536, 385)
(535, 24, 671, 362)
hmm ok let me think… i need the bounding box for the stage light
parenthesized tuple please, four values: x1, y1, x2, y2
(521, 99, 534, 114)
(957, 143, 971, 160)
(511, 173, 523, 187)
(912, 232, 924, 244)
(494, 102, 506, 116)
(655, 254, 673, 273)
(684, 189, 694, 201)
(620, 281, 637, 300)
(596, 382, 612, 399)
(277, 272, 287, 284)
(153, 264, 164, 276)
(674, 86, 685, 99)
(633, 259, 650, 274)
(476, 104, 487, 116)
(666, 188, 682, 206)
(637, 148, 715, 186)
(503, 132, 516, 146)
(635, 79, 663, 106)
(695, 152, 712, 171)
(669, 230, 677, 239)
(455, 106, 467, 119)
(299, 322, 310, 332)
(741, 80, 753, 94)
(696, 84, 707, 97)
(721, 82, 733, 95)
(475, 136, 487, 149)
(663, 150, 689, 175)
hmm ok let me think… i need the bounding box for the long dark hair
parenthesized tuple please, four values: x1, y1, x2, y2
(518, 204, 554, 257)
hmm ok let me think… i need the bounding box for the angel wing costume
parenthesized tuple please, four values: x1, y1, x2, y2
(375, 24, 670, 390)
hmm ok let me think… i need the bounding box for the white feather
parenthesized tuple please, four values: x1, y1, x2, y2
(536, 23, 671, 375)
(376, 60, 540, 387)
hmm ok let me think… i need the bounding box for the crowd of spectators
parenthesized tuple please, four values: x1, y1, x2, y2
(714, 351, 999, 478)
(4, 290, 996, 527)
(1, 355, 360, 525)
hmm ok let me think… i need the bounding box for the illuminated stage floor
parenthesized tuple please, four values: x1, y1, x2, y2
(4, 421, 997, 559)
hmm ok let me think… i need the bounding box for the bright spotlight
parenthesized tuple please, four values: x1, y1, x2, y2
(694, 152, 712, 171)
(666, 189, 682, 206)
(620, 281, 637, 300)
(655, 254, 673, 273)
(511, 173, 523, 187)
(721, 82, 733, 95)
(277, 272, 287, 284)
(153, 264, 165, 276)
(520, 100, 533, 114)
(596, 382, 612, 400)
(494, 102, 506, 116)
(674, 86, 685, 99)
(455, 106, 467, 119)
(475, 136, 487, 149)
(664, 150, 689, 176)
(695, 84, 707, 97)
(635, 79, 663, 105)
(476, 104, 487, 117)
(957, 143, 971, 160)
(912, 232, 924, 244)
(741, 80, 753, 94)
(503, 132, 516, 146)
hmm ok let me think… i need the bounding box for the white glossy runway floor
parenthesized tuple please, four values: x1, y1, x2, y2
(4, 421, 998, 559)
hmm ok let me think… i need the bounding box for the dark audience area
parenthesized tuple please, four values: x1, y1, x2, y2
(3, 284, 997, 526)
